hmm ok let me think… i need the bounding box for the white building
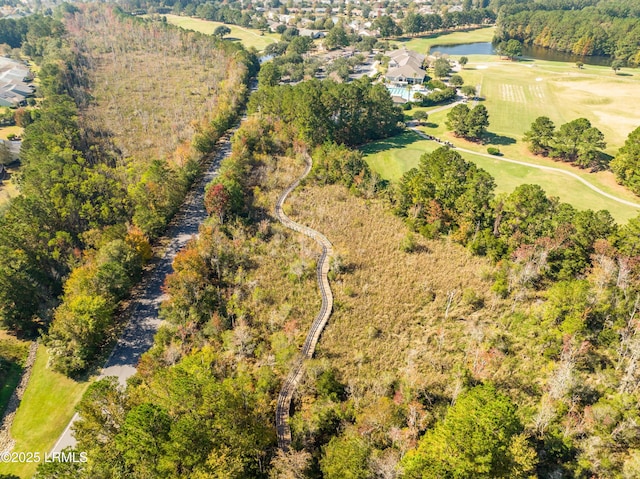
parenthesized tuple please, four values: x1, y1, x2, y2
(385, 49, 427, 85)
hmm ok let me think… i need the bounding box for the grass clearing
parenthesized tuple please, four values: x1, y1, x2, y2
(287, 182, 546, 409)
(363, 131, 639, 223)
(419, 107, 640, 207)
(454, 56, 640, 152)
(0, 165, 19, 210)
(392, 27, 495, 55)
(163, 14, 279, 52)
(360, 130, 438, 182)
(0, 126, 23, 141)
(0, 346, 89, 478)
(0, 332, 30, 417)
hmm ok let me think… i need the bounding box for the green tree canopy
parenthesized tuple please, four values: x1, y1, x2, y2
(433, 58, 451, 78)
(213, 25, 231, 38)
(552, 117, 606, 168)
(611, 126, 640, 194)
(446, 103, 489, 141)
(501, 39, 523, 59)
(321, 431, 371, 479)
(524, 116, 556, 156)
(324, 24, 349, 50)
(373, 15, 401, 37)
(401, 384, 537, 479)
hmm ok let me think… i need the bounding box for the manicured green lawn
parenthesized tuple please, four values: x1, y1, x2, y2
(418, 107, 640, 207)
(0, 335, 30, 417)
(363, 131, 639, 223)
(0, 125, 23, 141)
(392, 27, 495, 55)
(361, 130, 438, 182)
(163, 14, 279, 51)
(452, 56, 640, 152)
(0, 346, 89, 478)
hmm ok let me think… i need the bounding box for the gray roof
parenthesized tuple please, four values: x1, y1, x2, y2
(388, 48, 426, 65)
(0, 56, 32, 107)
(386, 63, 426, 80)
(0, 138, 21, 163)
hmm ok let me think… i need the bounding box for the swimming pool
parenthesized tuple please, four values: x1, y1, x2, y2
(386, 86, 428, 101)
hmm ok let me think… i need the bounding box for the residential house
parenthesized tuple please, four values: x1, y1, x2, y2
(0, 138, 20, 164)
(0, 57, 34, 107)
(385, 49, 427, 85)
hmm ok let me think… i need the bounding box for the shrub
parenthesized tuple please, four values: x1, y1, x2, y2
(450, 74, 464, 86)
(487, 147, 501, 155)
(400, 233, 417, 253)
(462, 287, 484, 309)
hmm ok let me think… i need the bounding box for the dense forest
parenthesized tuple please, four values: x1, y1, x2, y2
(612, 126, 640, 194)
(31, 63, 640, 477)
(495, 0, 640, 64)
(0, 5, 253, 377)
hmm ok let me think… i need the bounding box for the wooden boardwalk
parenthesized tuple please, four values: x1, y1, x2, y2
(274, 155, 334, 451)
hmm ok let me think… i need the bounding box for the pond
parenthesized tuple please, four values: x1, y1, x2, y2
(429, 42, 612, 67)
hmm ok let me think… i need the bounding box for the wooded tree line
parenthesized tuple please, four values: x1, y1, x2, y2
(0, 15, 63, 50)
(399, 9, 496, 37)
(54, 124, 281, 477)
(33, 80, 393, 478)
(0, 6, 252, 378)
(495, 0, 640, 64)
(389, 148, 640, 477)
(612, 126, 640, 195)
(50, 112, 640, 478)
(248, 77, 404, 147)
(35, 113, 305, 479)
(524, 116, 607, 169)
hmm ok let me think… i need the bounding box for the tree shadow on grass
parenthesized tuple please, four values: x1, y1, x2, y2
(484, 131, 516, 146)
(225, 37, 242, 42)
(359, 130, 425, 155)
(616, 72, 633, 77)
(396, 34, 439, 43)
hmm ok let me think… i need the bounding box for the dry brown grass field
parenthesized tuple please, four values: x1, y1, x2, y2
(245, 153, 550, 428)
(288, 185, 521, 400)
(66, 6, 246, 166)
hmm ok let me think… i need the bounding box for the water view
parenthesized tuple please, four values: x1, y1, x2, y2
(429, 42, 612, 66)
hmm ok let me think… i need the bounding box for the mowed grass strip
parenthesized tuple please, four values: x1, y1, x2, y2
(0, 125, 23, 141)
(363, 131, 639, 223)
(419, 107, 640, 207)
(0, 333, 30, 417)
(0, 346, 89, 478)
(454, 56, 640, 151)
(163, 14, 278, 51)
(392, 26, 495, 55)
(360, 130, 440, 182)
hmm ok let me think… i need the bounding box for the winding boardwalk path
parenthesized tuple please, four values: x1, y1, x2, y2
(274, 156, 334, 451)
(51, 126, 237, 453)
(410, 127, 640, 209)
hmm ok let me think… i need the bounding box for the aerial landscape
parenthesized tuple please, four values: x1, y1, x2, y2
(0, 0, 639, 477)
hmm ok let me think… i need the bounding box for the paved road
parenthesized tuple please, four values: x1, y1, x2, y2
(410, 127, 640, 209)
(274, 155, 334, 451)
(51, 128, 236, 453)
